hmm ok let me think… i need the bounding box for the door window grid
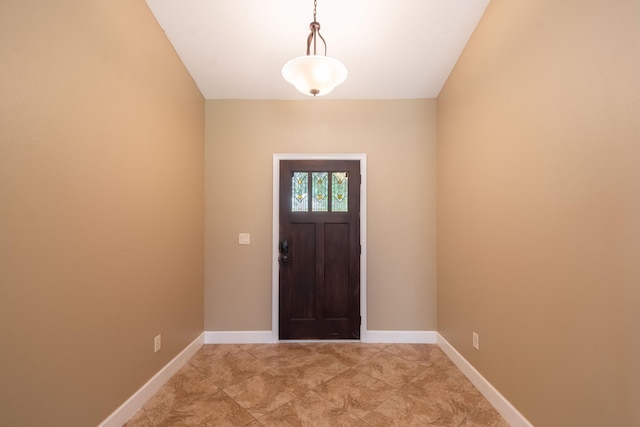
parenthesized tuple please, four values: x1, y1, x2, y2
(291, 171, 348, 212)
(292, 172, 308, 212)
(332, 172, 348, 212)
(312, 172, 328, 212)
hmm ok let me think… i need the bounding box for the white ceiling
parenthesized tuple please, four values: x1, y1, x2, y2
(145, 0, 490, 100)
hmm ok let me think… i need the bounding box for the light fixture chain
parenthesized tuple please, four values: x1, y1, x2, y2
(313, 0, 317, 21)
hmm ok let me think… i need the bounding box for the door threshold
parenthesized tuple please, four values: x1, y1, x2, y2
(278, 339, 361, 343)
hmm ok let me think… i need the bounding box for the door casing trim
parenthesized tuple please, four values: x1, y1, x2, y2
(272, 154, 367, 342)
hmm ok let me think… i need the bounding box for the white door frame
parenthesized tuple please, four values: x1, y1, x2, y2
(272, 154, 367, 342)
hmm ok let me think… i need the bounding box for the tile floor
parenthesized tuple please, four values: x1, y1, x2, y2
(124, 343, 509, 426)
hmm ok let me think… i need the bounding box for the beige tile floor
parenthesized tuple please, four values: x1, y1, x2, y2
(124, 343, 509, 426)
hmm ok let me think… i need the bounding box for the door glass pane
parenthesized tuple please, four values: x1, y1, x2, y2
(292, 172, 308, 212)
(312, 172, 328, 212)
(332, 172, 348, 212)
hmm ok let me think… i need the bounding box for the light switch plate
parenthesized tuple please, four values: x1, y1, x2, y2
(238, 233, 250, 245)
(154, 335, 161, 353)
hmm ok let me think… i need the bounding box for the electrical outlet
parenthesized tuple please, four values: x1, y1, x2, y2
(154, 334, 162, 353)
(473, 332, 479, 350)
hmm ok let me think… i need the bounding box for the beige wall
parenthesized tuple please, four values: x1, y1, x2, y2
(437, 0, 640, 426)
(0, 1, 204, 426)
(205, 100, 437, 332)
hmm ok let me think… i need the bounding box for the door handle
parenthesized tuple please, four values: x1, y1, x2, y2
(279, 240, 293, 264)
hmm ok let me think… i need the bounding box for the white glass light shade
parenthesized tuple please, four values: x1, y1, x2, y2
(282, 55, 347, 96)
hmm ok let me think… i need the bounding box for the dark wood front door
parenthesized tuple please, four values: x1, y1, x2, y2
(279, 160, 361, 340)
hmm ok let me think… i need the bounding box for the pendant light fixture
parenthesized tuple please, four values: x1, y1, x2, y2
(282, 0, 347, 96)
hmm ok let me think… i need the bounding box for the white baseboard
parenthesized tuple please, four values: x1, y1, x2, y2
(98, 332, 204, 427)
(204, 330, 275, 344)
(364, 330, 437, 343)
(437, 333, 534, 427)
